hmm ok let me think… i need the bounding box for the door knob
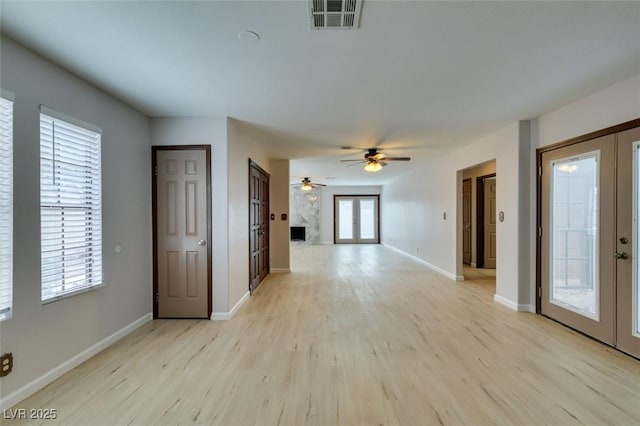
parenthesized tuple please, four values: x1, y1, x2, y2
(615, 252, 628, 260)
(198, 240, 207, 246)
(620, 237, 629, 245)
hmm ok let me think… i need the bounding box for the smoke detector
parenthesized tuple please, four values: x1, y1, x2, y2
(309, 0, 363, 30)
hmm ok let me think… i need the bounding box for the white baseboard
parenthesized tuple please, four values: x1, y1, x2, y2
(0, 312, 152, 410)
(493, 294, 518, 310)
(470, 262, 477, 268)
(493, 295, 534, 312)
(211, 291, 250, 321)
(270, 268, 290, 273)
(383, 243, 463, 281)
(518, 304, 536, 313)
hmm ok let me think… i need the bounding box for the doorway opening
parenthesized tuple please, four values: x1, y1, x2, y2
(459, 160, 497, 287)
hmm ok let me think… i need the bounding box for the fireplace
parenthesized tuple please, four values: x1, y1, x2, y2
(290, 226, 305, 241)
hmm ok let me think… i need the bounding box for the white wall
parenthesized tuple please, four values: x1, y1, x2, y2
(0, 37, 151, 399)
(319, 186, 381, 244)
(536, 74, 640, 148)
(382, 122, 530, 309)
(149, 117, 228, 313)
(226, 118, 271, 308)
(382, 73, 640, 313)
(529, 73, 640, 305)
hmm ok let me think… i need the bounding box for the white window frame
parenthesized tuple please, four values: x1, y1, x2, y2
(0, 91, 14, 321)
(40, 106, 103, 303)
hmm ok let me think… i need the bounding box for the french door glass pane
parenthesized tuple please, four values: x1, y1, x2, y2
(360, 199, 375, 239)
(338, 199, 353, 239)
(551, 154, 599, 319)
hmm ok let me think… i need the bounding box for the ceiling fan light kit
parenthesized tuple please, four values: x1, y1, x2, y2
(364, 160, 382, 173)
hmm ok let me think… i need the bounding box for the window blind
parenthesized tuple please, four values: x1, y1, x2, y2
(40, 111, 103, 302)
(0, 97, 13, 320)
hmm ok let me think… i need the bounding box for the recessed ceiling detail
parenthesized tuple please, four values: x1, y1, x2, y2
(309, 0, 362, 30)
(238, 30, 260, 42)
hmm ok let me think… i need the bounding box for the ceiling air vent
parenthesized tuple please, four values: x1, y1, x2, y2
(309, 0, 363, 30)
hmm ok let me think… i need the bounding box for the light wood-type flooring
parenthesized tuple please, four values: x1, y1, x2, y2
(7, 244, 640, 425)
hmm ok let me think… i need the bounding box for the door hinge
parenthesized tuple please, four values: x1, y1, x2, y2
(538, 166, 542, 177)
(154, 166, 158, 176)
(155, 293, 159, 302)
(538, 227, 542, 237)
(537, 287, 541, 298)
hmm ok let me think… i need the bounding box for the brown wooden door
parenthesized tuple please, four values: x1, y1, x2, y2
(462, 179, 472, 265)
(249, 160, 269, 294)
(483, 179, 497, 269)
(615, 126, 640, 358)
(153, 147, 211, 319)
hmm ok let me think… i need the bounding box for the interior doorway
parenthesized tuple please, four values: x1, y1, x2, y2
(538, 123, 640, 358)
(459, 161, 497, 285)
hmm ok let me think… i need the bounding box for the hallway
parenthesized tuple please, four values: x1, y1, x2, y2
(8, 245, 640, 425)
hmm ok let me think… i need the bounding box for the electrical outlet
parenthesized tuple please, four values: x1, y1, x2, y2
(0, 352, 13, 377)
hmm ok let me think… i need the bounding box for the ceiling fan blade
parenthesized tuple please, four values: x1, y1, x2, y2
(380, 161, 389, 167)
(383, 157, 411, 161)
(312, 183, 327, 187)
(346, 162, 363, 168)
(340, 159, 365, 162)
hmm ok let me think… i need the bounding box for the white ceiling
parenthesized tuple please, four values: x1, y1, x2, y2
(2, 1, 639, 185)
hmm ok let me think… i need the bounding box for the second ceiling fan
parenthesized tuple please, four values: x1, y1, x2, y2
(291, 177, 327, 191)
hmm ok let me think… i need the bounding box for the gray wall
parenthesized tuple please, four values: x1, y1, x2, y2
(269, 160, 291, 270)
(0, 37, 152, 397)
(149, 117, 229, 314)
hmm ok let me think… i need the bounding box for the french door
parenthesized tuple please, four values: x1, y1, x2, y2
(540, 125, 640, 358)
(334, 195, 379, 244)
